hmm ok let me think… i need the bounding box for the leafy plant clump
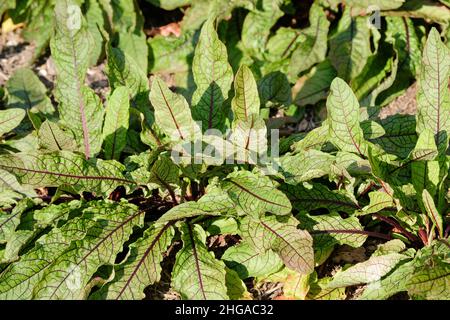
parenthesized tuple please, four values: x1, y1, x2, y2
(0, 0, 449, 300)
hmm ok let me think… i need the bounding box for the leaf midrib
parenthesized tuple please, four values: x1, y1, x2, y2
(46, 210, 144, 299)
(0, 164, 133, 184)
(229, 179, 290, 209)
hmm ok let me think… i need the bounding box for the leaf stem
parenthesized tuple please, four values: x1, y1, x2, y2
(373, 213, 420, 243)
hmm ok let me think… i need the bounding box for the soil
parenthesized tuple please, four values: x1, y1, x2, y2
(379, 83, 418, 119)
(0, 29, 35, 85)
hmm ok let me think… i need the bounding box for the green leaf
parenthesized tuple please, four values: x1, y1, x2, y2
(225, 267, 249, 299)
(298, 212, 367, 265)
(290, 122, 330, 152)
(50, 1, 104, 158)
(0, 151, 135, 196)
(360, 191, 395, 215)
(0, 109, 26, 136)
(149, 76, 198, 142)
(145, 0, 192, 11)
(360, 241, 449, 300)
(92, 222, 175, 300)
(265, 27, 302, 62)
(222, 170, 291, 216)
(222, 241, 283, 279)
(369, 115, 417, 159)
(157, 201, 218, 223)
(37, 120, 77, 152)
(32, 201, 144, 299)
(6, 68, 54, 117)
(346, 0, 404, 10)
(230, 115, 268, 165)
(241, 0, 283, 59)
(240, 215, 314, 275)
(329, 8, 372, 82)
(172, 223, 228, 299)
(327, 78, 367, 157)
(352, 49, 396, 104)
(0, 209, 92, 299)
(33, 200, 86, 228)
(282, 183, 360, 214)
(191, 17, 233, 130)
(386, 0, 450, 25)
(16, 1, 54, 59)
(410, 128, 438, 161)
(105, 43, 150, 114)
(148, 154, 180, 191)
(386, 17, 421, 76)
(416, 27, 450, 155)
(0, 0, 15, 20)
(405, 255, 450, 300)
(258, 71, 291, 108)
(102, 86, 130, 160)
(288, 3, 330, 80)
(327, 253, 409, 289)
(376, 17, 421, 106)
(0, 198, 34, 244)
(372, 239, 407, 257)
(279, 150, 335, 184)
(85, 0, 106, 65)
(148, 31, 197, 74)
(307, 273, 346, 300)
(422, 189, 443, 238)
(294, 60, 336, 106)
(231, 65, 260, 124)
(111, 0, 148, 72)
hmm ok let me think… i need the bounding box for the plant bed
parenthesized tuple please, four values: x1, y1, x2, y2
(0, 0, 449, 300)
